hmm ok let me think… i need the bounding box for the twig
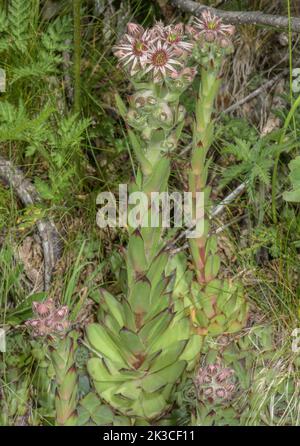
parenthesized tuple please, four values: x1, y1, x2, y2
(156, 0, 175, 21)
(211, 181, 246, 217)
(166, 181, 246, 253)
(0, 156, 62, 291)
(221, 71, 288, 115)
(169, 214, 245, 255)
(171, 0, 300, 33)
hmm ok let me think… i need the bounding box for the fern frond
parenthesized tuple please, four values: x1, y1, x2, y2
(283, 156, 300, 202)
(0, 100, 54, 144)
(0, 100, 26, 124)
(220, 163, 246, 187)
(0, 39, 9, 52)
(0, 7, 8, 33)
(223, 138, 251, 161)
(250, 162, 272, 186)
(234, 138, 252, 161)
(8, 0, 31, 53)
(41, 15, 72, 53)
(0, 7, 9, 53)
(55, 114, 91, 150)
(223, 143, 243, 159)
(12, 57, 60, 82)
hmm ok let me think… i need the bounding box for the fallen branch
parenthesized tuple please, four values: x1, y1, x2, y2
(171, 0, 300, 33)
(166, 181, 247, 253)
(211, 181, 246, 217)
(221, 71, 288, 115)
(0, 156, 62, 291)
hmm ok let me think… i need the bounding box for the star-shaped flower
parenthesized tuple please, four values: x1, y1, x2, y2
(144, 40, 182, 82)
(189, 10, 235, 42)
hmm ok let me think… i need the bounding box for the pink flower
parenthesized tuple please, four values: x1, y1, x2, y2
(32, 298, 55, 318)
(164, 24, 193, 54)
(190, 10, 235, 42)
(126, 22, 145, 37)
(113, 29, 154, 75)
(144, 40, 182, 82)
(54, 306, 69, 320)
(152, 22, 193, 55)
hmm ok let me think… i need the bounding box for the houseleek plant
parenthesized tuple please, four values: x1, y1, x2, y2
(85, 22, 201, 423)
(185, 12, 248, 336)
(26, 299, 78, 426)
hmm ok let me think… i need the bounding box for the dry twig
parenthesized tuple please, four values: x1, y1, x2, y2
(0, 156, 62, 290)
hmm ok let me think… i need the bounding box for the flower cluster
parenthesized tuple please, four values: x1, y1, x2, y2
(113, 21, 195, 83)
(187, 10, 235, 46)
(25, 298, 70, 337)
(183, 11, 236, 70)
(195, 363, 236, 404)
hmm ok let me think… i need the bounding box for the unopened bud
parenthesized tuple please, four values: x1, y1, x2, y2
(220, 37, 231, 48)
(204, 387, 213, 396)
(205, 31, 216, 43)
(216, 388, 226, 399)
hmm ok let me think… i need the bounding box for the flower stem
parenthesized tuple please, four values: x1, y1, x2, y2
(271, 92, 300, 223)
(73, 0, 81, 114)
(189, 66, 220, 284)
(50, 332, 78, 426)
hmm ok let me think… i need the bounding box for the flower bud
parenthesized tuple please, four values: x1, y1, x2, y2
(147, 96, 157, 106)
(219, 37, 230, 48)
(55, 306, 69, 320)
(205, 31, 216, 43)
(215, 387, 226, 399)
(45, 318, 53, 328)
(154, 103, 173, 127)
(226, 25, 235, 36)
(207, 364, 218, 375)
(127, 23, 144, 37)
(130, 91, 157, 110)
(177, 104, 186, 122)
(126, 109, 147, 129)
(204, 387, 213, 396)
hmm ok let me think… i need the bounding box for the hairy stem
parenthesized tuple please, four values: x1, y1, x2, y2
(189, 67, 219, 284)
(73, 0, 81, 114)
(50, 333, 78, 426)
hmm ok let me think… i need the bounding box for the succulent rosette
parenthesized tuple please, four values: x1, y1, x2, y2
(195, 362, 236, 404)
(86, 15, 246, 424)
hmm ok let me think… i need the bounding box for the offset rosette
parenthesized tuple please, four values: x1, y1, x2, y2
(195, 362, 237, 404)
